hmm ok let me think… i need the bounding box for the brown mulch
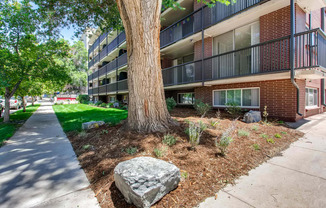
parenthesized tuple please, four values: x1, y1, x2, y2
(67, 108, 303, 208)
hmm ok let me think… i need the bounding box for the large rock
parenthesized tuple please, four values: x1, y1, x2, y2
(82, 121, 105, 130)
(243, 110, 262, 123)
(114, 157, 180, 208)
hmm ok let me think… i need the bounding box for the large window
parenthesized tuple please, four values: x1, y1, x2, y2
(178, 93, 194, 105)
(213, 88, 259, 108)
(305, 88, 318, 107)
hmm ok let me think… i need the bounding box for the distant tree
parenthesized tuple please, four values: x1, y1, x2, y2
(0, 0, 71, 122)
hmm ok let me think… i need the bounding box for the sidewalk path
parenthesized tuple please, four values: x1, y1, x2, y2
(0, 102, 99, 208)
(199, 113, 326, 208)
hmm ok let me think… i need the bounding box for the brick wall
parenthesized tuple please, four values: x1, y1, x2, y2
(195, 79, 302, 121)
(194, 37, 213, 60)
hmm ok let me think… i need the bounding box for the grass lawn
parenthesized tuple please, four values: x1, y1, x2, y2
(52, 104, 128, 132)
(0, 104, 41, 146)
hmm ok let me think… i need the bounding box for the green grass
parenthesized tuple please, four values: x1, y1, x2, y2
(52, 104, 128, 132)
(0, 104, 40, 145)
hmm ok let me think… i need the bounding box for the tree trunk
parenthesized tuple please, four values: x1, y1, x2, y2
(4, 88, 11, 123)
(22, 96, 26, 112)
(116, 0, 175, 132)
(32, 97, 34, 106)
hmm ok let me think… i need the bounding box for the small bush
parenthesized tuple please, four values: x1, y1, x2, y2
(107, 103, 114, 108)
(54, 102, 58, 105)
(121, 105, 128, 110)
(181, 171, 189, 179)
(274, 133, 282, 138)
(77, 95, 90, 104)
(95, 101, 103, 106)
(185, 121, 207, 149)
(154, 146, 167, 158)
(163, 134, 177, 146)
(194, 99, 211, 118)
(278, 120, 284, 124)
(216, 119, 237, 156)
(260, 133, 268, 139)
(123, 147, 138, 155)
(281, 131, 287, 134)
(266, 138, 275, 144)
(225, 102, 241, 118)
(100, 103, 107, 108)
(238, 129, 250, 137)
(166, 97, 177, 112)
(251, 125, 259, 131)
(102, 129, 108, 134)
(82, 144, 91, 150)
(252, 143, 260, 150)
(209, 119, 219, 128)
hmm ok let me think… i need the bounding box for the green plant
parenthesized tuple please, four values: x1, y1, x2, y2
(251, 125, 259, 131)
(77, 95, 90, 104)
(107, 103, 114, 108)
(260, 133, 268, 139)
(216, 119, 237, 156)
(274, 133, 282, 138)
(266, 138, 275, 144)
(238, 129, 250, 137)
(166, 97, 177, 112)
(82, 144, 91, 150)
(121, 105, 128, 110)
(54, 102, 58, 105)
(185, 121, 207, 149)
(95, 101, 103, 106)
(209, 118, 219, 128)
(153, 146, 167, 158)
(79, 130, 87, 138)
(102, 129, 108, 134)
(281, 131, 287, 134)
(124, 147, 138, 155)
(252, 143, 260, 150)
(263, 106, 268, 123)
(225, 102, 241, 118)
(193, 99, 211, 118)
(278, 120, 284, 124)
(163, 134, 177, 146)
(100, 103, 107, 108)
(181, 171, 189, 179)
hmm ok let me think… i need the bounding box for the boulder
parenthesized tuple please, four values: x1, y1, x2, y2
(114, 157, 180, 208)
(82, 121, 105, 130)
(243, 110, 262, 123)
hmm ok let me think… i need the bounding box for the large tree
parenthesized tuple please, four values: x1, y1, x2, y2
(0, 0, 71, 122)
(33, 0, 231, 132)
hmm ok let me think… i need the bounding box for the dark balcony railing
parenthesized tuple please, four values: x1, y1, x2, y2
(90, 79, 128, 95)
(160, 0, 264, 48)
(117, 79, 128, 91)
(163, 29, 326, 86)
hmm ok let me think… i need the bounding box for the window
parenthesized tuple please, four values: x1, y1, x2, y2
(178, 93, 194, 105)
(305, 88, 318, 107)
(213, 88, 259, 108)
(109, 96, 115, 102)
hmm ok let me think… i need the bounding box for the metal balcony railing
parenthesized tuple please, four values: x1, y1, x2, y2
(162, 29, 326, 86)
(90, 79, 128, 95)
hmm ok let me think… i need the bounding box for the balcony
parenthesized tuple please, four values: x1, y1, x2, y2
(91, 79, 128, 95)
(89, 53, 127, 81)
(162, 29, 326, 86)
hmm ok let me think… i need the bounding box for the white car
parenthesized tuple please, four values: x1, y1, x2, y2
(0, 100, 3, 117)
(10, 97, 23, 110)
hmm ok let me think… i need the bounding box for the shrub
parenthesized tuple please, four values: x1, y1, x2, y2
(281, 131, 287, 134)
(123, 147, 138, 155)
(209, 119, 219, 128)
(194, 99, 211, 118)
(166, 97, 177, 112)
(107, 103, 113, 108)
(274, 133, 282, 138)
(266, 138, 275, 144)
(95, 101, 103, 106)
(185, 121, 207, 149)
(82, 144, 91, 150)
(54, 102, 58, 105)
(216, 119, 237, 156)
(77, 95, 90, 104)
(253, 143, 260, 150)
(181, 171, 189, 179)
(225, 102, 241, 118)
(238, 129, 250, 137)
(121, 105, 128, 110)
(102, 129, 108, 134)
(154, 146, 167, 158)
(163, 134, 177, 146)
(100, 103, 107, 108)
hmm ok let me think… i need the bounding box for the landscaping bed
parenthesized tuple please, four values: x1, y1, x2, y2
(66, 108, 303, 208)
(0, 104, 40, 146)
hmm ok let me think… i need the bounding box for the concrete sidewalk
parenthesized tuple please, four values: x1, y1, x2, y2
(0, 102, 99, 208)
(199, 113, 326, 208)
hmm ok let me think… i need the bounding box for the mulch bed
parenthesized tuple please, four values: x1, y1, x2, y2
(67, 108, 303, 208)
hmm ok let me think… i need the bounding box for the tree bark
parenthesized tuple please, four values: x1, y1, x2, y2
(22, 96, 26, 112)
(32, 97, 34, 106)
(116, 0, 175, 132)
(4, 88, 11, 123)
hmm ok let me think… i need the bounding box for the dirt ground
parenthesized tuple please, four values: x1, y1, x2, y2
(67, 108, 303, 208)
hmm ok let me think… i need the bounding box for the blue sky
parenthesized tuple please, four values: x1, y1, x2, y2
(60, 27, 78, 44)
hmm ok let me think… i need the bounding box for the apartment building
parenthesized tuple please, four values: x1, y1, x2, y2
(86, 0, 326, 121)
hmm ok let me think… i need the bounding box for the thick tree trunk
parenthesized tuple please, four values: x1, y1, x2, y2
(32, 97, 34, 106)
(116, 0, 174, 132)
(22, 96, 26, 112)
(4, 88, 11, 123)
